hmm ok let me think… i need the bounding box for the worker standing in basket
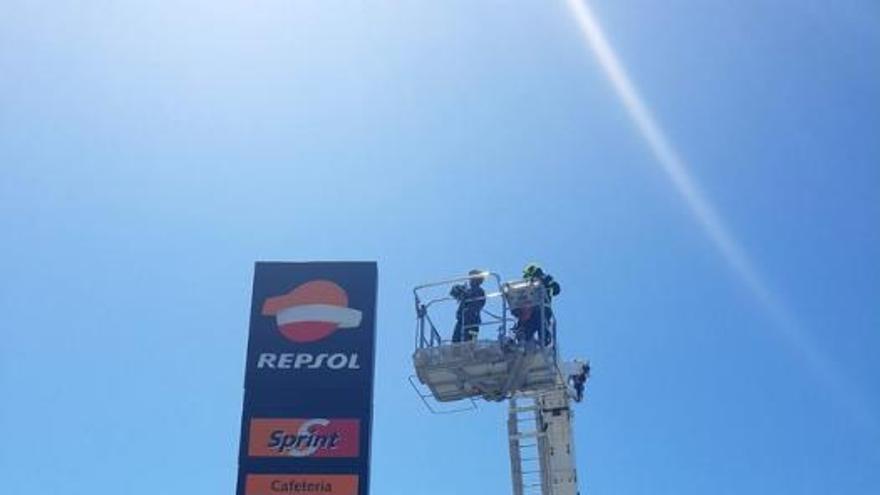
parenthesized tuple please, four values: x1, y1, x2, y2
(451, 269, 486, 343)
(514, 263, 561, 344)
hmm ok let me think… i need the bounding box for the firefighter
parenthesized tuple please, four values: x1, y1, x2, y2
(451, 269, 486, 343)
(523, 263, 561, 300)
(514, 263, 560, 344)
(569, 361, 590, 402)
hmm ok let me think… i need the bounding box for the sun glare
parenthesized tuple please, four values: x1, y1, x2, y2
(562, 0, 875, 429)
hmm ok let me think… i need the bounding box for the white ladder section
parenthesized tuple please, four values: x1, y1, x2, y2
(508, 385, 579, 495)
(508, 397, 543, 495)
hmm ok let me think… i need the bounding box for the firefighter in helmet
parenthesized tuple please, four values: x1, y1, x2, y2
(514, 263, 560, 344)
(451, 269, 487, 343)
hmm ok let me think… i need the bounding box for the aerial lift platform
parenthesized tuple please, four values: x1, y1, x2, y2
(411, 270, 590, 495)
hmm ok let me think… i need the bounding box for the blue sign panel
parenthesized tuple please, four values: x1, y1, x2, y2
(237, 262, 377, 495)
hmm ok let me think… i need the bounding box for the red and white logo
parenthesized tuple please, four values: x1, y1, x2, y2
(262, 280, 362, 343)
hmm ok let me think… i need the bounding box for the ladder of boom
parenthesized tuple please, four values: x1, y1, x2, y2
(412, 271, 584, 495)
(508, 382, 579, 495)
(508, 396, 544, 495)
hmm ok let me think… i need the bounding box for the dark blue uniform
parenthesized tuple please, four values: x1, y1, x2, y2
(451, 285, 486, 343)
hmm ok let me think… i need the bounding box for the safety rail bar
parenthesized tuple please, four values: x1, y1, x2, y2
(413, 271, 507, 349)
(413, 271, 557, 358)
(407, 375, 478, 414)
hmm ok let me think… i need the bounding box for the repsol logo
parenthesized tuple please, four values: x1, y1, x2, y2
(256, 352, 360, 370)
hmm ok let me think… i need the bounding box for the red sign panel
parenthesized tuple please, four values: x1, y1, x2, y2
(248, 418, 360, 458)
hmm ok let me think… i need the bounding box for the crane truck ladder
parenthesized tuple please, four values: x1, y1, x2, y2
(411, 270, 589, 495)
(509, 379, 582, 495)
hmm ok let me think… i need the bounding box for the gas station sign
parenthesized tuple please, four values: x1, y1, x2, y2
(237, 262, 377, 495)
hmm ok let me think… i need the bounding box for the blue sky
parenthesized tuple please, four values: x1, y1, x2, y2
(1, 1, 878, 494)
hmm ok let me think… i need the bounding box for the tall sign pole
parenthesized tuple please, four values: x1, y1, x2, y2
(237, 262, 378, 495)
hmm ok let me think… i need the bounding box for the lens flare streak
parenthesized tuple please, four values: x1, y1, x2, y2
(562, 0, 874, 428)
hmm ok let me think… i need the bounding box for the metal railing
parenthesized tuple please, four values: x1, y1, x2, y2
(501, 278, 558, 362)
(413, 271, 557, 357)
(413, 270, 506, 349)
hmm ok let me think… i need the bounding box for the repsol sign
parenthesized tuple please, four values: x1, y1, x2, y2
(256, 352, 361, 370)
(238, 262, 377, 495)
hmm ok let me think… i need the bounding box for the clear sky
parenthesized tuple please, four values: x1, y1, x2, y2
(1, 1, 878, 494)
